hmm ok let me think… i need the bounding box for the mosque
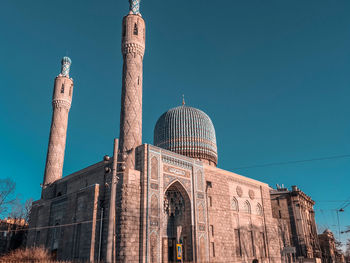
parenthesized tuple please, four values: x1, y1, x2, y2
(27, 1, 320, 262)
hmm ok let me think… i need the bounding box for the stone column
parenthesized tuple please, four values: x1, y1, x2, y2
(43, 57, 73, 187)
(119, 13, 145, 169)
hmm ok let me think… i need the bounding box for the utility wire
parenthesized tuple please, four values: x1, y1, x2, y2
(338, 198, 350, 211)
(2, 204, 346, 234)
(232, 154, 350, 170)
(4, 153, 349, 234)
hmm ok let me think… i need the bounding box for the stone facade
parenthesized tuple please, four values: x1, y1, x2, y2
(318, 230, 345, 263)
(270, 186, 322, 262)
(203, 164, 283, 263)
(28, 161, 108, 261)
(28, 145, 288, 262)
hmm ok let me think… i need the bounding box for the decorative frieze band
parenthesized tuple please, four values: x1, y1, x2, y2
(52, 99, 71, 110)
(122, 42, 145, 56)
(161, 155, 192, 170)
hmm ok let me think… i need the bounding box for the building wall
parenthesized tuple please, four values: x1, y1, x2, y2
(204, 165, 283, 263)
(28, 144, 288, 263)
(27, 161, 110, 261)
(270, 187, 321, 260)
(318, 230, 345, 263)
(115, 145, 145, 262)
(144, 145, 283, 263)
(0, 219, 28, 255)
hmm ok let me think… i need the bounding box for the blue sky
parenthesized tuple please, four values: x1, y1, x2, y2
(1, 0, 350, 247)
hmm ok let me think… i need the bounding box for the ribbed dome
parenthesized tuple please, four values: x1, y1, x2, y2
(154, 105, 218, 166)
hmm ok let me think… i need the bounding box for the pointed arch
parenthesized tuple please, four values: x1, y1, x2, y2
(256, 203, 263, 216)
(231, 197, 239, 211)
(164, 179, 191, 200)
(164, 180, 191, 217)
(242, 200, 251, 214)
(163, 180, 193, 261)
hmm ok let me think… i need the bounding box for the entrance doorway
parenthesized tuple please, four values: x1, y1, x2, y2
(163, 182, 192, 263)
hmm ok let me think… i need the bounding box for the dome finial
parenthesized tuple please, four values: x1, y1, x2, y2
(182, 94, 185, 106)
(129, 0, 141, 15)
(60, 56, 72, 77)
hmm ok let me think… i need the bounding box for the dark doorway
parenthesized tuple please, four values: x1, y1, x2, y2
(163, 182, 192, 263)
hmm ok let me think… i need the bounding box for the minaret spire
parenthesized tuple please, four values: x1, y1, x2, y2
(129, 0, 141, 15)
(42, 57, 74, 191)
(60, 56, 71, 77)
(119, 1, 145, 168)
(116, 3, 146, 262)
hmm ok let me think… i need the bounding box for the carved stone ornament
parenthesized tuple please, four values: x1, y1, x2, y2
(236, 186, 243, 197)
(248, 189, 255, 200)
(164, 191, 185, 216)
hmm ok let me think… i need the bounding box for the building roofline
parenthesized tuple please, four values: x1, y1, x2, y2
(59, 159, 112, 183)
(203, 162, 270, 188)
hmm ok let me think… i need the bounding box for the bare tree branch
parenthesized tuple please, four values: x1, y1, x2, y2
(0, 178, 16, 217)
(9, 198, 33, 222)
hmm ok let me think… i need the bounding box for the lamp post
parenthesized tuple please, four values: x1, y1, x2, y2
(106, 139, 126, 263)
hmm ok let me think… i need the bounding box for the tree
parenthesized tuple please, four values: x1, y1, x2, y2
(7, 198, 33, 251)
(345, 239, 350, 258)
(0, 178, 16, 217)
(335, 238, 343, 254)
(23, 198, 33, 222)
(9, 198, 33, 222)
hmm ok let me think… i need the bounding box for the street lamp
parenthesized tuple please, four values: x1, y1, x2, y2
(105, 138, 128, 263)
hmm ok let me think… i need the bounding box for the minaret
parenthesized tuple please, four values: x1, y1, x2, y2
(43, 57, 74, 187)
(119, 0, 145, 168)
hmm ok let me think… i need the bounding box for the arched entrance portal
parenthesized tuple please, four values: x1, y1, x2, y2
(163, 181, 192, 263)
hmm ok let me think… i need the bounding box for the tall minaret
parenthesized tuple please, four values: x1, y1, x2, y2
(43, 57, 74, 187)
(119, 0, 145, 168)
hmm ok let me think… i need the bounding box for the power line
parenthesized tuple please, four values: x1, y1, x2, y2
(232, 154, 350, 170)
(2, 204, 346, 234)
(338, 196, 350, 210)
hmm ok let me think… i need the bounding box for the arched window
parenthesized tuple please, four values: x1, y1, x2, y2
(133, 23, 138, 35)
(52, 223, 60, 249)
(242, 200, 251, 214)
(256, 203, 263, 216)
(231, 197, 239, 211)
(60, 84, 64, 93)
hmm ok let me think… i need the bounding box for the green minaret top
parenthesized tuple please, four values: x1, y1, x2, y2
(129, 0, 141, 15)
